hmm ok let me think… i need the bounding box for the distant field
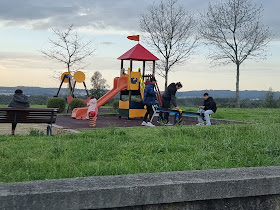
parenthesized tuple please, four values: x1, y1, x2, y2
(180, 107, 280, 124)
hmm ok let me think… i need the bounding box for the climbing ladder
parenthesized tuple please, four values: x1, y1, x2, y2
(155, 82, 162, 107)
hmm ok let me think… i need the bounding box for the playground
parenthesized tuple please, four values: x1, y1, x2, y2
(51, 40, 213, 130)
(0, 39, 225, 135)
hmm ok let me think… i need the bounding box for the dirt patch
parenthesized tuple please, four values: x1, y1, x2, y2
(0, 123, 72, 136)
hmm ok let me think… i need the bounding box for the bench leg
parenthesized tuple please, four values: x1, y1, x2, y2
(11, 123, 17, 135)
(47, 125, 52, 136)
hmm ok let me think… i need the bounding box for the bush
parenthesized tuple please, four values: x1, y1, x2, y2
(47, 97, 66, 113)
(112, 100, 119, 110)
(69, 98, 87, 111)
(29, 128, 44, 136)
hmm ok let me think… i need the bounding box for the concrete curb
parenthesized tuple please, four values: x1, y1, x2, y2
(52, 124, 81, 134)
(1, 166, 280, 209)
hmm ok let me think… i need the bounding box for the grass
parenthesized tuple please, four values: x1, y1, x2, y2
(1, 124, 280, 183)
(180, 106, 280, 124)
(1, 106, 280, 183)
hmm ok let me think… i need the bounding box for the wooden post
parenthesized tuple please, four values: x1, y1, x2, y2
(130, 59, 133, 72)
(152, 60, 156, 77)
(129, 59, 133, 101)
(120, 60, 124, 76)
(143, 61, 146, 77)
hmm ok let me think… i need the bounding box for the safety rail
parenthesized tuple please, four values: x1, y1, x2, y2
(155, 82, 162, 106)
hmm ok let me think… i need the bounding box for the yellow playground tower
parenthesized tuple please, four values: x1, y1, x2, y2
(117, 43, 162, 119)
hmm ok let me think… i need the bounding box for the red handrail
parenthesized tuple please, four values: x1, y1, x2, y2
(155, 82, 162, 107)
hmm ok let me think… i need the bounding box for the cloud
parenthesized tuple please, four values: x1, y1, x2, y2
(0, 0, 145, 32)
(0, 0, 278, 38)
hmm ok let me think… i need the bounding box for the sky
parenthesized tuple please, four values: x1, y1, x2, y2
(0, 0, 279, 92)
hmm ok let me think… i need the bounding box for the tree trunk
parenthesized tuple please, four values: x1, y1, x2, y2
(165, 75, 168, 90)
(67, 63, 71, 95)
(236, 63, 240, 108)
(164, 60, 169, 90)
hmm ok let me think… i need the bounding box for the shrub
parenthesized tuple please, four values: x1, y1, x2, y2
(69, 98, 87, 111)
(47, 97, 66, 113)
(112, 100, 119, 110)
(29, 128, 44, 136)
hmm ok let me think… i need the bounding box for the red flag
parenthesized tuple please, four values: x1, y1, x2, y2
(127, 35, 139, 41)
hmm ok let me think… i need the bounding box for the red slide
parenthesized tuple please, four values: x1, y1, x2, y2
(72, 77, 127, 120)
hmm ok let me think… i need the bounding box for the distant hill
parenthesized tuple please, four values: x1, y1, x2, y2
(176, 90, 280, 100)
(0, 86, 278, 100)
(0, 86, 89, 97)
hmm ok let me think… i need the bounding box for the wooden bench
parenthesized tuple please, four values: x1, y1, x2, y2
(0, 108, 58, 135)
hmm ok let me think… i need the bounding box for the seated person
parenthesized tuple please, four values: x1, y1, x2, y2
(8, 89, 30, 135)
(87, 96, 98, 121)
(197, 93, 217, 126)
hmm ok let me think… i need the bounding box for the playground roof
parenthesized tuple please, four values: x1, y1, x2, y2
(117, 44, 159, 61)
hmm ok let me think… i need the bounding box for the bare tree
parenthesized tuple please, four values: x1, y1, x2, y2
(41, 24, 94, 75)
(200, 0, 271, 107)
(140, 0, 198, 89)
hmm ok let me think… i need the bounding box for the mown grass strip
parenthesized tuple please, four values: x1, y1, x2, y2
(1, 124, 280, 183)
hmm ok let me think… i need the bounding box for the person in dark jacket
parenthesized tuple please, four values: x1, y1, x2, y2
(197, 92, 217, 126)
(159, 82, 182, 125)
(8, 89, 30, 135)
(142, 77, 157, 127)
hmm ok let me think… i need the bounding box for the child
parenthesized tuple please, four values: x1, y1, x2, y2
(142, 77, 157, 127)
(87, 96, 98, 121)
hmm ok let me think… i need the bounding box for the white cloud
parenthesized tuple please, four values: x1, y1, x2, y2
(0, 0, 277, 36)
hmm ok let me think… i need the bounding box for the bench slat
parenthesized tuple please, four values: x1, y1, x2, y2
(0, 108, 58, 124)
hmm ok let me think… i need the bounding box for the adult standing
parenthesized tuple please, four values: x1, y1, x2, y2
(159, 82, 182, 125)
(142, 77, 157, 127)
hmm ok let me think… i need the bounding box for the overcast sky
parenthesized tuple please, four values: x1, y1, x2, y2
(0, 0, 279, 91)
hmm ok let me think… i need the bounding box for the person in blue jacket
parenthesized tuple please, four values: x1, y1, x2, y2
(142, 77, 157, 127)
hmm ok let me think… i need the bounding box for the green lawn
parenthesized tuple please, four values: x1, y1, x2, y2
(1, 123, 280, 183)
(180, 107, 280, 124)
(1, 107, 280, 183)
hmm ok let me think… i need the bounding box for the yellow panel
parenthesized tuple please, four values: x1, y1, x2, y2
(139, 73, 145, 99)
(119, 100, 129, 109)
(61, 72, 71, 83)
(74, 71, 85, 83)
(129, 109, 146, 118)
(130, 72, 140, 90)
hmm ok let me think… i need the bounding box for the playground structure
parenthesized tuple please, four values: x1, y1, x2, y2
(117, 43, 162, 119)
(56, 71, 90, 98)
(72, 43, 162, 120)
(56, 71, 91, 107)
